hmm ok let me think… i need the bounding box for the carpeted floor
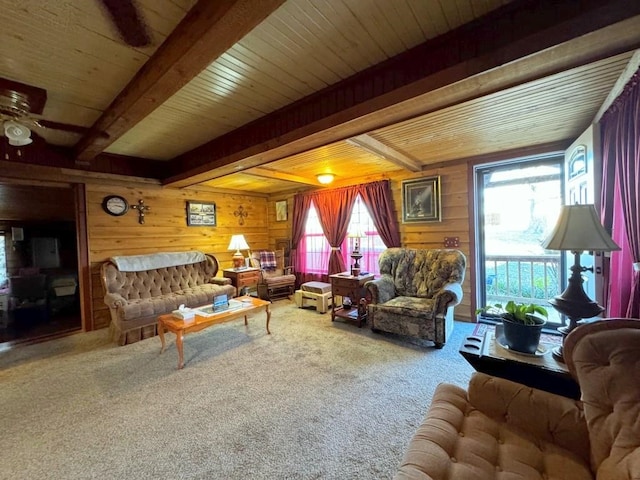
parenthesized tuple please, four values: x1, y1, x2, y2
(0, 300, 475, 480)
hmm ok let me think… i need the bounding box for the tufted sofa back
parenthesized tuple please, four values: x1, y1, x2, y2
(564, 318, 640, 479)
(377, 247, 466, 298)
(102, 254, 221, 301)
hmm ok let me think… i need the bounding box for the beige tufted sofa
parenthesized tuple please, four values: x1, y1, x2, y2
(394, 318, 640, 479)
(101, 251, 236, 345)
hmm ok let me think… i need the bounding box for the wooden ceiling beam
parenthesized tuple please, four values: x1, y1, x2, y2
(245, 167, 321, 186)
(593, 49, 640, 123)
(346, 135, 422, 172)
(163, 0, 640, 188)
(73, 0, 286, 164)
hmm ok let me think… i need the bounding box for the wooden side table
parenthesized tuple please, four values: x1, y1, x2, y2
(329, 272, 374, 327)
(223, 268, 260, 296)
(459, 326, 580, 399)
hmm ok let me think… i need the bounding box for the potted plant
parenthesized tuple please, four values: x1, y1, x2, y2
(476, 301, 548, 354)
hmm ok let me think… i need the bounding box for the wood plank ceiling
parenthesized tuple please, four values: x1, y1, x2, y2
(0, 0, 639, 194)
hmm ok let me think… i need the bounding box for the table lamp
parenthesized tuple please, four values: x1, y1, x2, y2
(348, 227, 365, 276)
(228, 234, 250, 270)
(542, 204, 620, 361)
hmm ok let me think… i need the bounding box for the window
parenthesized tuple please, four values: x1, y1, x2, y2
(475, 157, 565, 328)
(301, 195, 383, 276)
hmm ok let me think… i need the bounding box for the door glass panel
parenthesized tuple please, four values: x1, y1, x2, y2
(477, 158, 565, 327)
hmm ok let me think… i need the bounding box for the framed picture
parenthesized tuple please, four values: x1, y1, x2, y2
(186, 201, 216, 226)
(275, 200, 287, 221)
(402, 176, 442, 223)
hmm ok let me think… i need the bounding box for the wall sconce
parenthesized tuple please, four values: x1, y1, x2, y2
(316, 173, 335, 185)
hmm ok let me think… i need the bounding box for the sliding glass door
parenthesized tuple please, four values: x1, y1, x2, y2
(475, 156, 565, 328)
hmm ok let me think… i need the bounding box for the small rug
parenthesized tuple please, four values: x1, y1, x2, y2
(472, 322, 562, 345)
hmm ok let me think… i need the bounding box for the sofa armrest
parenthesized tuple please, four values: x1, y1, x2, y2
(210, 277, 232, 286)
(432, 282, 463, 310)
(103, 292, 127, 309)
(366, 276, 396, 304)
(468, 372, 590, 464)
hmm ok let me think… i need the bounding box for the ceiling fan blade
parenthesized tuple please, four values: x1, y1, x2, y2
(36, 119, 89, 135)
(99, 0, 151, 47)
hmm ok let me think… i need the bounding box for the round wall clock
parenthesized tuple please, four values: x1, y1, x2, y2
(102, 195, 129, 216)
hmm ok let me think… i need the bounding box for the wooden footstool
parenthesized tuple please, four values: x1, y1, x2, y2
(294, 281, 333, 313)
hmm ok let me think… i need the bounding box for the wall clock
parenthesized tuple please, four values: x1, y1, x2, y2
(102, 195, 129, 216)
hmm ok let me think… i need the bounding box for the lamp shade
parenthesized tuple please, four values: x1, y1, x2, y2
(4, 121, 33, 146)
(227, 234, 250, 251)
(542, 204, 620, 252)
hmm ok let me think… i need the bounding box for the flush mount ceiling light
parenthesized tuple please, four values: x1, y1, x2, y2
(316, 173, 335, 185)
(3, 120, 33, 146)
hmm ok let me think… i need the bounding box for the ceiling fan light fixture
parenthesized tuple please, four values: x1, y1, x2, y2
(316, 173, 335, 184)
(4, 120, 32, 146)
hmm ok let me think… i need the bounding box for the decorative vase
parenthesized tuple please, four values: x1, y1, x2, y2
(502, 316, 545, 354)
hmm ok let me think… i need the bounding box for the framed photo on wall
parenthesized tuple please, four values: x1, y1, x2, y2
(275, 200, 287, 221)
(402, 176, 442, 223)
(186, 201, 216, 226)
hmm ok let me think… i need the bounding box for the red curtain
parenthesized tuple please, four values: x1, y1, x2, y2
(357, 180, 401, 248)
(292, 180, 402, 279)
(309, 186, 359, 274)
(291, 193, 313, 280)
(601, 68, 640, 318)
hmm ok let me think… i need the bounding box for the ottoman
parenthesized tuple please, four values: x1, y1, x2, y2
(294, 281, 333, 313)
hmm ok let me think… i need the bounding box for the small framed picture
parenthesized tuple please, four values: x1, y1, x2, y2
(186, 201, 216, 226)
(402, 176, 442, 223)
(275, 200, 287, 221)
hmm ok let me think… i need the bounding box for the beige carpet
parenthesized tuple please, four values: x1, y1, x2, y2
(0, 300, 475, 480)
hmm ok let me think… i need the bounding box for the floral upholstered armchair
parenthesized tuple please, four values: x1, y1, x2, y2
(249, 249, 296, 301)
(365, 248, 466, 348)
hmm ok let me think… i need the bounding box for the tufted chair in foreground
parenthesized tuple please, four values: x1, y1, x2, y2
(394, 318, 640, 480)
(366, 248, 466, 348)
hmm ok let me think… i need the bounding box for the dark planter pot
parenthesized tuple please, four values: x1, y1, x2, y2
(502, 316, 546, 354)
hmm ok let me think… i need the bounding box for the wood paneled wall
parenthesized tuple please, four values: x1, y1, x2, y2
(86, 184, 270, 329)
(4, 163, 474, 333)
(265, 164, 473, 321)
(388, 163, 472, 321)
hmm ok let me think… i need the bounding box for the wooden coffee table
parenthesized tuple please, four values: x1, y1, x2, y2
(459, 324, 580, 399)
(157, 296, 271, 369)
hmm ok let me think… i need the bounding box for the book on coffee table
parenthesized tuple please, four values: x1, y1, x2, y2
(193, 299, 244, 317)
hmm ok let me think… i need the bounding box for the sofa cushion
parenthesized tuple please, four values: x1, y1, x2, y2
(564, 320, 640, 478)
(378, 248, 466, 299)
(370, 296, 435, 318)
(395, 382, 593, 480)
(119, 284, 227, 321)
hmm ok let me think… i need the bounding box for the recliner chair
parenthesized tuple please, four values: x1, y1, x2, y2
(250, 249, 296, 301)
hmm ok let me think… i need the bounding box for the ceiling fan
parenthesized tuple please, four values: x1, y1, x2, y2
(0, 77, 89, 146)
(98, 0, 152, 48)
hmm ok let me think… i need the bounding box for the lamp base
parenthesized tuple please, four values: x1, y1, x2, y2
(351, 251, 362, 277)
(232, 252, 245, 269)
(548, 253, 604, 362)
